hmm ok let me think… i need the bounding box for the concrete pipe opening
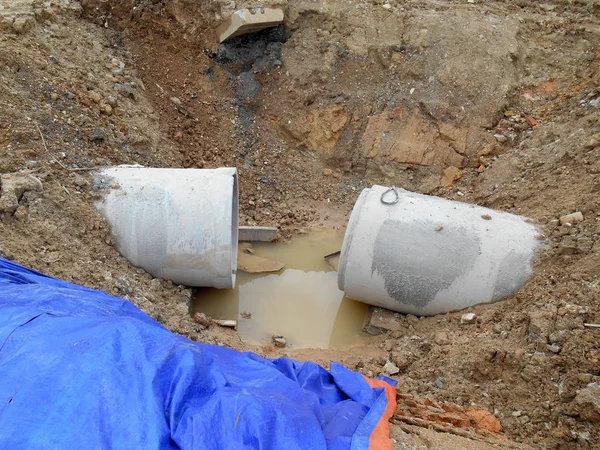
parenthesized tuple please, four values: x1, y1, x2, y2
(338, 185, 544, 316)
(94, 166, 239, 289)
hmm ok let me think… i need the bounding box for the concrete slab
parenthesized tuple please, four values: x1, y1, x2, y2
(363, 307, 403, 336)
(216, 8, 284, 43)
(239, 226, 278, 242)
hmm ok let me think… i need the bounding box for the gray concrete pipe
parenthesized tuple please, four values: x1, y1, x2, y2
(94, 166, 238, 288)
(338, 185, 543, 316)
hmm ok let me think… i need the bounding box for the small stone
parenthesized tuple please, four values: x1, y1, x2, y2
(574, 383, 600, 423)
(193, 312, 211, 328)
(111, 59, 125, 75)
(89, 128, 106, 142)
(525, 116, 538, 127)
(493, 134, 508, 143)
(441, 166, 462, 187)
(546, 343, 561, 353)
(0, 246, 14, 260)
(50, 93, 59, 101)
(434, 331, 450, 345)
(115, 83, 137, 100)
(13, 205, 27, 219)
(106, 96, 118, 108)
(559, 211, 583, 225)
(88, 91, 103, 104)
(100, 103, 113, 115)
(481, 214, 492, 220)
(461, 313, 477, 324)
(273, 335, 287, 348)
(12, 16, 35, 34)
(115, 277, 132, 295)
(323, 168, 334, 176)
(382, 361, 400, 376)
(585, 134, 600, 149)
(26, 161, 42, 169)
(477, 164, 485, 173)
(434, 225, 443, 232)
(434, 379, 444, 389)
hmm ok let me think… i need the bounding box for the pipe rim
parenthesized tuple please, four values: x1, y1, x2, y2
(230, 171, 239, 287)
(337, 188, 369, 291)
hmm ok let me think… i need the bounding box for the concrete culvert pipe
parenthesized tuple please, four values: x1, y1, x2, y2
(94, 166, 238, 289)
(338, 185, 544, 316)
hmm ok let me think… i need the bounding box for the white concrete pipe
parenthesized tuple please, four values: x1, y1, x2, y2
(94, 166, 238, 288)
(338, 185, 543, 316)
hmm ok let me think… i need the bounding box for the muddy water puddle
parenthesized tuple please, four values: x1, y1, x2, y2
(191, 229, 372, 349)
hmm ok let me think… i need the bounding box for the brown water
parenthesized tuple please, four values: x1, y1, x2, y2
(191, 229, 372, 349)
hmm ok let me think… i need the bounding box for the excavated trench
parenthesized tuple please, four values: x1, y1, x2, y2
(2, 0, 599, 447)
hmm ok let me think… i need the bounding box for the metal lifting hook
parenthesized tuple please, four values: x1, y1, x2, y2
(380, 185, 399, 205)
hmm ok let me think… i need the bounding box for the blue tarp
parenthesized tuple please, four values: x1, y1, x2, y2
(0, 258, 396, 449)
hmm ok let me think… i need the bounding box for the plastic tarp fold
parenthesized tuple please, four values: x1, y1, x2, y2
(0, 258, 396, 449)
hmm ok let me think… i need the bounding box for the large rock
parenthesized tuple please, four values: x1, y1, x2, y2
(0, 172, 43, 215)
(574, 383, 600, 423)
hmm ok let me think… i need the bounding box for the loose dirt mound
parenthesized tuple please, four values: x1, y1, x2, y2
(1, 0, 600, 448)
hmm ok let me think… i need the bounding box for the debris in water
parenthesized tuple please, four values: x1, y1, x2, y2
(237, 247, 285, 273)
(239, 226, 278, 242)
(215, 319, 237, 329)
(324, 250, 341, 271)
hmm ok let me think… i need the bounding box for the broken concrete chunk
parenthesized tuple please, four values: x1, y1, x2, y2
(559, 211, 583, 225)
(0, 172, 43, 215)
(237, 248, 285, 273)
(216, 8, 284, 43)
(238, 226, 278, 242)
(382, 361, 400, 376)
(363, 307, 403, 335)
(461, 312, 477, 324)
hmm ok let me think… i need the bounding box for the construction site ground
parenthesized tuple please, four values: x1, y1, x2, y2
(1, 0, 599, 448)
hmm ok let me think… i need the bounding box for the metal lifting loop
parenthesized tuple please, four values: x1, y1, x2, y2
(380, 185, 399, 205)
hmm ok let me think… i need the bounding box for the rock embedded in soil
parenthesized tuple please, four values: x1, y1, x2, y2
(383, 360, 400, 376)
(434, 331, 450, 345)
(0, 173, 43, 216)
(441, 166, 462, 187)
(193, 312, 211, 329)
(559, 211, 584, 225)
(574, 383, 600, 423)
(461, 313, 476, 324)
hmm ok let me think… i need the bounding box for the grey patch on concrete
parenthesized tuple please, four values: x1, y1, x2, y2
(492, 251, 532, 300)
(371, 219, 480, 308)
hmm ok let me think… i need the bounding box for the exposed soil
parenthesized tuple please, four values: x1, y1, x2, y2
(1, 0, 599, 448)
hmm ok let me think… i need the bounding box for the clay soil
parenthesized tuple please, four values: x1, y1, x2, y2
(1, 0, 599, 448)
